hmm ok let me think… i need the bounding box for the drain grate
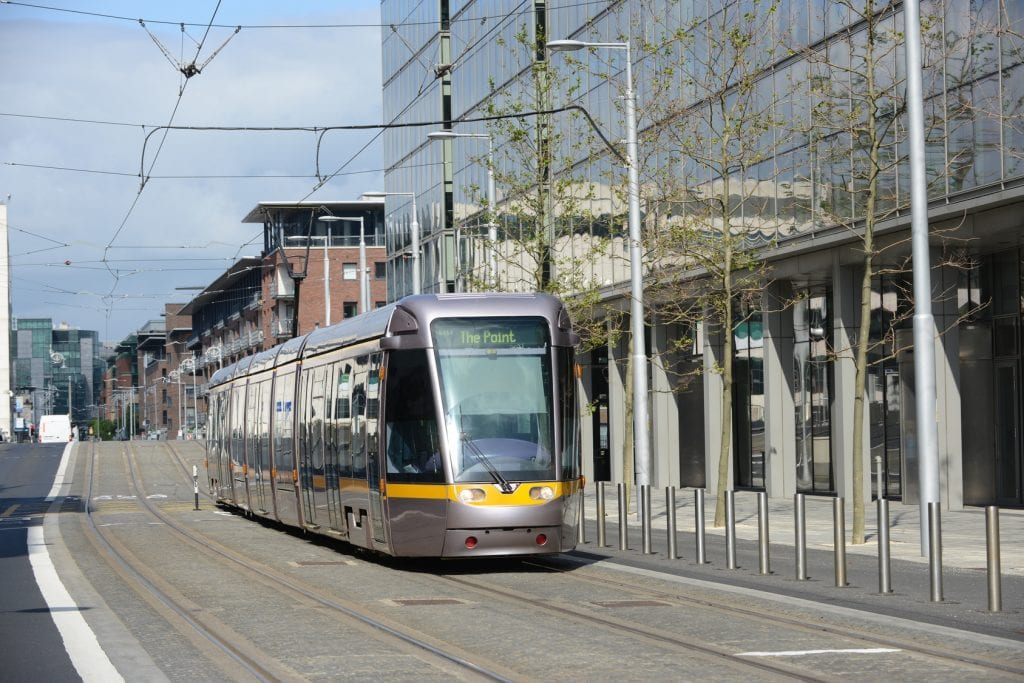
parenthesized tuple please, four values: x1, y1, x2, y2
(390, 598, 466, 606)
(592, 600, 671, 608)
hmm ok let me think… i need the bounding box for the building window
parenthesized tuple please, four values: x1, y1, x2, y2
(343, 302, 358, 318)
(343, 263, 358, 280)
(793, 289, 835, 494)
(734, 310, 765, 490)
(375, 262, 387, 279)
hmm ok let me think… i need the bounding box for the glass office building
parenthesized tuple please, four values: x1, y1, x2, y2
(12, 318, 102, 430)
(381, 1, 1024, 509)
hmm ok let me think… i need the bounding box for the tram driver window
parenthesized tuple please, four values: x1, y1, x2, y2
(384, 350, 443, 483)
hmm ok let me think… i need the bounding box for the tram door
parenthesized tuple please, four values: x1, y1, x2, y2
(272, 370, 300, 527)
(211, 391, 233, 499)
(366, 354, 386, 544)
(248, 380, 271, 514)
(228, 384, 246, 507)
(323, 364, 342, 531)
(301, 366, 329, 527)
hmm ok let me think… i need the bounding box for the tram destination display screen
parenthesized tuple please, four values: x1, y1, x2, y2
(431, 317, 549, 351)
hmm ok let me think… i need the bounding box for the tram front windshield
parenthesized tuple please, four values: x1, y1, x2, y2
(432, 317, 556, 485)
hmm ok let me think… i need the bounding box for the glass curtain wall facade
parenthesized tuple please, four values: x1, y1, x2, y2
(381, 1, 1024, 508)
(12, 319, 102, 425)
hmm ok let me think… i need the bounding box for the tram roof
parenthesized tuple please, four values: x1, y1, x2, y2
(207, 293, 575, 387)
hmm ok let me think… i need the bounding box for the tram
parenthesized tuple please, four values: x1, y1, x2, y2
(205, 293, 583, 558)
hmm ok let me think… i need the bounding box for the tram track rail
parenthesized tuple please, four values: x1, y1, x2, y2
(78, 441, 1023, 681)
(80, 440, 284, 682)
(433, 555, 1024, 681)
(105, 441, 514, 682)
(544, 558, 1024, 677)
(151, 444, 815, 680)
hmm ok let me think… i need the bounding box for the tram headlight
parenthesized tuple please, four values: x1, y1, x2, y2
(459, 488, 487, 503)
(529, 486, 555, 501)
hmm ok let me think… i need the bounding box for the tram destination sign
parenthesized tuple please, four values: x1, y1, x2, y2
(432, 317, 548, 350)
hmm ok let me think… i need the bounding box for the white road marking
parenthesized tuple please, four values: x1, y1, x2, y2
(45, 442, 74, 501)
(28, 526, 124, 682)
(737, 648, 900, 657)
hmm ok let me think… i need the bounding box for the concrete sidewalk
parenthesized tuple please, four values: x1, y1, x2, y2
(578, 485, 1024, 576)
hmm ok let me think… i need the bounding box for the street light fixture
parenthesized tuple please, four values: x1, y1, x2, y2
(547, 39, 651, 494)
(319, 215, 369, 314)
(363, 191, 421, 296)
(427, 130, 498, 287)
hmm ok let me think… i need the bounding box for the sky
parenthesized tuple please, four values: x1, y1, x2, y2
(0, 1, 385, 342)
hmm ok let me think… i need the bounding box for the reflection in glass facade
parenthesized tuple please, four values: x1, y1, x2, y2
(867, 276, 910, 500)
(734, 313, 765, 490)
(793, 291, 833, 494)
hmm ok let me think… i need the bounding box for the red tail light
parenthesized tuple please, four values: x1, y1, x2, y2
(535, 533, 548, 546)
(465, 536, 478, 549)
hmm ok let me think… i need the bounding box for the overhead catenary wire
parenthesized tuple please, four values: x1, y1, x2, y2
(1, 0, 623, 337)
(1, 0, 613, 31)
(99, 1, 228, 337)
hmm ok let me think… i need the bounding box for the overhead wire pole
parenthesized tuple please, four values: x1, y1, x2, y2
(904, 0, 943, 600)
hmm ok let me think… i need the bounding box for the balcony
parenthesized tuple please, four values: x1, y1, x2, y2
(270, 279, 294, 300)
(271, 318, 293, 338)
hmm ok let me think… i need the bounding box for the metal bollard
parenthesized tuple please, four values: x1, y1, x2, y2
(833, 497, 847, 587)
(875, 455, 892, 594)
(641, 484, 653, 554)
(666, 487, 678, 560)
(578, 488, 586, 545)
(877, 496, 892, 594)
(725, 490, 737, 569)
(596, 482, 607, 548)
(695, 488, 707, 564)
(617, 483, 628, 550)
(795, 493, 807, 580)
(928, 502, 944, 602)
(757, 491, 770, 575)
(985, 505, 1002, 612)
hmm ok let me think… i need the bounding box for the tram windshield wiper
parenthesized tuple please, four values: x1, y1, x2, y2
(460, 432, 514, 493)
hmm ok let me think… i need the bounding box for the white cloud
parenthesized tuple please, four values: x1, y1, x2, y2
(0, 1, 384, 340)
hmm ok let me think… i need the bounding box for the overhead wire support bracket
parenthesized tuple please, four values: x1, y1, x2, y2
(138, 19, 241, 81)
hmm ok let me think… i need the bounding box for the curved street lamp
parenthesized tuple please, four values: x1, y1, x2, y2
(547, 38, 651, 493)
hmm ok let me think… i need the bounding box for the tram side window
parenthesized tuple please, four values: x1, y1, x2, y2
(351, 368, 367, 477)
(273, 371, 295, 484)
(335, 365, 353, 477)
(384, 350, 443, 483)
(230, 385, 244, 471)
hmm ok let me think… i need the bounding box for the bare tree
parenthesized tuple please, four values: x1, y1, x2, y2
(799, 0, 979, 543)
(637, 0, 786, 526)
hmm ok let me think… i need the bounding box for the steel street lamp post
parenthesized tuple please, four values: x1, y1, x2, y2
(547, 38, 651, 491)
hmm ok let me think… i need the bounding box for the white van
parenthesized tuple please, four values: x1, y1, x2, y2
(39, 414, 72, 443)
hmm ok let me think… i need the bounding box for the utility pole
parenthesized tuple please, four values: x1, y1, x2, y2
(0, 203, 12, 441)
